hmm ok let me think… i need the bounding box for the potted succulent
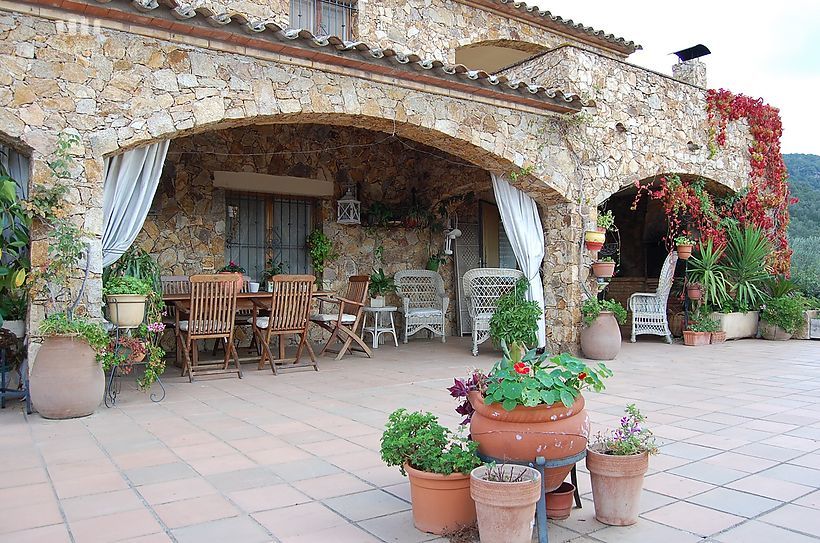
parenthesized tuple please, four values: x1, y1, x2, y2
(369, 268, 395, 308)
(104, 275, 151, 328)
(580, 298, 627, 360)
(449, 343, 611, 492)
(217, 260, 246, 288)
(586, 404, 658, 526)
(584, 210, 614, 252)
(591, 257, 616, 279)
(380, 408, 480, 535)
(674, 234, 695, 260)
(470, 463, 541, 543)
(683, 315, 718, 346)
(307, 228, 338, 287)
(759, 295, 805, 340)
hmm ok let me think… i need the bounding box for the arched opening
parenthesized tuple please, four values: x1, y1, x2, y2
(455, 39, 548, 73)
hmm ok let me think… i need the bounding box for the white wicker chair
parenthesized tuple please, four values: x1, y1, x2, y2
(463, 268, 524, 356)
(629, 251, 679, 343)
(394, 270, 449, 343)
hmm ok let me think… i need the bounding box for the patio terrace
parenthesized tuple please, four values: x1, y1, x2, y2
(1, 337, 819, 543)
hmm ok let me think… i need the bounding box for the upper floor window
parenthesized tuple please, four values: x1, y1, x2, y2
(289, 0, 357, 41)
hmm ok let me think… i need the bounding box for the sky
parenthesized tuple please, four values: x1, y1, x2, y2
(529, 1, 820, 155)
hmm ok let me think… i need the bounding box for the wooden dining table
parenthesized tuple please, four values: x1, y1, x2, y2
(162, 290, 335, 312)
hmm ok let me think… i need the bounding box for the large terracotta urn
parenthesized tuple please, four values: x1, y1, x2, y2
(586, 447, 649, 526)
(580, 311, 621, 360)
(31, 336, 104, 419)
(468, 390, 589, 492)
(404, 464, 476, 534)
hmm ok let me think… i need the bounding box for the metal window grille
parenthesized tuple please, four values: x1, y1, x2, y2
(289, 0, 356, 40)
(272, 197, 312, 275)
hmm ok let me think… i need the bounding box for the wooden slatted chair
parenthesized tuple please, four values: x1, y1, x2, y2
(252, 274, 317, 374)
(176, 274, 242, 382)
(161, 275, 190, 365)
(311, 275, 372, 361)
(213, 275, 255, 356)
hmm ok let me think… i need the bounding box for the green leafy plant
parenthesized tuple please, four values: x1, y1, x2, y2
(39, 313, 109, 359)
(591, 404, 658, 456)
(380, 409, 480, 476)
(581, 298, 627, 326)
(687, 239, 730, 310)
(765, 275, 800, 298)
(760, 296, 807, 334)
(791, 237, 820, 298)
(686, 306, 720, 332)
(103, 275, 152, 296)
(596, 210, 616, 231)
(0, 168, 31, 293)
(723, 225, 771, 310)
(366, 202, 394, 227)
(368, 268, 395, 297)
(0, 289, 26, 323)
(426, 253, 446, 272)
(489, 278, 541, 347)
(217, 260, 245, 274)
(595, 256, 615, 263)
(260, 258, 286, 283)
(103, 246, 160, 292)
(674, 235, 695, 246)
(306, 228, 338, 276)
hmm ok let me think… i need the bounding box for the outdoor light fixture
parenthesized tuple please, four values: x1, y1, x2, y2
(336, 186, 361, 225)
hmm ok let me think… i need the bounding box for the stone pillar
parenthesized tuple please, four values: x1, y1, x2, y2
(672, 60, 707, 88)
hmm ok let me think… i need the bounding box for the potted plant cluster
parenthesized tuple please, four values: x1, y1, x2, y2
(580, 298, 627, 360)
(591, 257, 616, 279)
(368, 268, 395, 307)
(674, 234, 695, 260)
(586, 404, 658, 526)
(380, 408, 480, 535)
(683, 312, 718, 346)
(470, 462, 542, 543)
(584, 210, 615, 252)
(104, 275, 151, 328)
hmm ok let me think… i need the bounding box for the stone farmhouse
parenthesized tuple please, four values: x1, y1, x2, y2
(0, 0, 756, 352)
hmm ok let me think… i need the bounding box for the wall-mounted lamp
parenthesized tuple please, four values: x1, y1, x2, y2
(336, 186, 361, 225)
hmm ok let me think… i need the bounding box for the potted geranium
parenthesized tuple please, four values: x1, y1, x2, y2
(674, 234, 695, 260)
(586, 404, 658, 526)
(449, 343, 611, 492)
(217, 260, 246, 288)
(470, 463, 541, 543)
(591, 257, 616, 279)
(104, 275, 151, 328)
(580, 298, 627, 360)
(759, 296, 805, 340)
(369, 268, 395, 308)
(584, 210, 614, 252)
(380, 408, 480, 535)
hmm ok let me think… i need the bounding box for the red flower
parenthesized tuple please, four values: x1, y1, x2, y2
(513, 362, 528, 375)
(578, 372, 587, 381)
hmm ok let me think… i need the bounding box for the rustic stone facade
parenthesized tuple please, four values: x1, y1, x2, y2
(0, 1, 756, 352)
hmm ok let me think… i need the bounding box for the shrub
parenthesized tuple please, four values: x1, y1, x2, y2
(761, 296, 807, 334)
(581, 298, 627, 326)
(489, 278, 541, 347)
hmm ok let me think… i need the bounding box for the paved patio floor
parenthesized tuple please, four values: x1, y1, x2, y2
(1, 337, 819, 543)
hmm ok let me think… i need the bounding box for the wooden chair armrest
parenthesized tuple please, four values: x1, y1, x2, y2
(335, 296, 364, 307)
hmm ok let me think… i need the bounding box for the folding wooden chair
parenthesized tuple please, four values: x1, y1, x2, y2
(176, 274, 242, 382)
(311, 275, 372, 361)
(252, 274, 317, 374)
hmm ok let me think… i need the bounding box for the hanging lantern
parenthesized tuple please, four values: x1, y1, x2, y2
(336, 186, 361, 225)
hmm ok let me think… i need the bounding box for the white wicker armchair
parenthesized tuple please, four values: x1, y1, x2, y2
(463, 268, 524, 356)
(629, 251, 679, 343)
(394, 270, 449, 343)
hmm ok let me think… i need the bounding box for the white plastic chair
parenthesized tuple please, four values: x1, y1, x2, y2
(463, 268, 524, 355)
(394, 270, 449, 343)
(629, 251, 679, 343)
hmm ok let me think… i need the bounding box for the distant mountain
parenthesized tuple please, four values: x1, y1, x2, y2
(785, 153, 820, 239)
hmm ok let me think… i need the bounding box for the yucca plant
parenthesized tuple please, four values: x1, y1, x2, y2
(723, 226, 771, 310)
(687, 239, 730, 310)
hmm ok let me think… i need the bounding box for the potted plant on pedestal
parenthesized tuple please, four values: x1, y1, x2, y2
(759, 295, 805, 340)
(586, 404, 658, 526)
(380, 408, 480, 535)
(104, 276, 151, 328)
(674, 234, 695, 260)
(591, 257, 616, 279)
(368, 268, 395, 308)
(470, 462, 542, 543)
(580, 298, 627, 360)
(584, 210, 614, 252)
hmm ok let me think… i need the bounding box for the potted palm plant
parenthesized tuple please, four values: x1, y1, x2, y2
(104, 275, 151, 328)
(380, 408, 480, 535)
(586, 404, 658, 526)
(470, 462, 542, 543)
(580, 298, 627, 360)
(368, 268, 395, 307)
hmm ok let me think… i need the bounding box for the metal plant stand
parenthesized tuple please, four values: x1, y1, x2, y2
(105, 324, 166, 407)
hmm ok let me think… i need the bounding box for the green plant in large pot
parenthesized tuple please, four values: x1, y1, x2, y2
(759, 295, 805, 340)
(104, 275, 151, 328)
(587, 404, 658, 526)
(580, 298, 626, 360)
(449, 344, 611, 492)
(380, 408, 481, 535)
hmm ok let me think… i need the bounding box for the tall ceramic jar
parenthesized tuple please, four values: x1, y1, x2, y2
(470, 465, 541, 543)
(30, 336, 104, 419)
(468, 390, 589, 492)
(586, 447, 649, 526)
(580, 311, 621, 360)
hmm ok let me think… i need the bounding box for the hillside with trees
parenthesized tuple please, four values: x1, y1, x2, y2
(785, 153, 820, 296)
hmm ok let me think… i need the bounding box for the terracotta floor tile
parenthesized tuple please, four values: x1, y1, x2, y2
(268, 458, 341, 482)
(702, 451, 779, 473)
(0, 466, 49, 489)
(358, 510, 449, 543)
(228, 483, 311, 512)
(136, 477, 218, 505)
(668, 461, 747, 485)
(0, 482, 56, 506)
(687, 487, 780, 517)
(205, 467, 284, 493)
(0, 523, 72, 543)
(187, 452, 257, 476)
(252, 502, 348, 538)
(292, 473, 374, 499)
(154, 494, 240, 528)
(757, 463, 820, 487)
(245, 446, 313, 465)
(642, 500, 743, 536)
(69, 508, 162, 543)
(278, 522, 382, 543)
(324, 489, 410, 521)
(642, 472, 714, 499)
(0, 501, 63, 535)
(793, 490, 820, 510)
(757, 504, 820, 537)
(727, 474, 815, 501)
(171, 515, 272, 543)
(62, 489, 144, 521)
(714, 519, 819, 543)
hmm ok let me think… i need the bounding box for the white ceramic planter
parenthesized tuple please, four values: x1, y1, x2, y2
(370, 296, 385, 308)
(794, 310, 818, 340)
(710, 311, 759, 340)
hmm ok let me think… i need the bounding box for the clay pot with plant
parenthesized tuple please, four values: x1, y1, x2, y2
(683, 310, 718, 346)
(584, 210, 615, 252)
(216, 260, 246, 288)
(104, 275, 151, 328)
(674, 234, 695, 260)
(587, 404, 658, 526)
(591, 257, 616, 279)
(368, 268, 395, 308)
(449, 343, 612, 492)
(380, 409, 481, 535)
(759, 295, 807, 340)
(580, 298, 627, 360)
(470, 463, 542, 543)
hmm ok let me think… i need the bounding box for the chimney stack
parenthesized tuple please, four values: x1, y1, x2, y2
(672, 59, 707, 87)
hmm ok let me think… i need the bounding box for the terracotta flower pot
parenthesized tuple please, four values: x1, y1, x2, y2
(580, 311, 621, 360)
(404, 464, 476, 534)
(759, 321, 792, 341)
(546, 481, 576, 520)
(218, 271, 245, 288)
(686, 285, 702, 300)
(31, 336, 104, 419)
(106, 294, 147, 328)
(710, 331, 727, 344)
(591, 261, 616, 278)
(676, 244, 693, 260)
(468, 391, 589, 492)
(584, 229, 606, 252)
(586, 447, 649, 526)
(683, 330, 710, 346)
(470, 465, 541, 543)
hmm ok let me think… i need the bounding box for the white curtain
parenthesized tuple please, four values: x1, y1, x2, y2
(0, 144, 30, 199)
(491, 173, 546, 348)
(102, 141, 169, 267)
